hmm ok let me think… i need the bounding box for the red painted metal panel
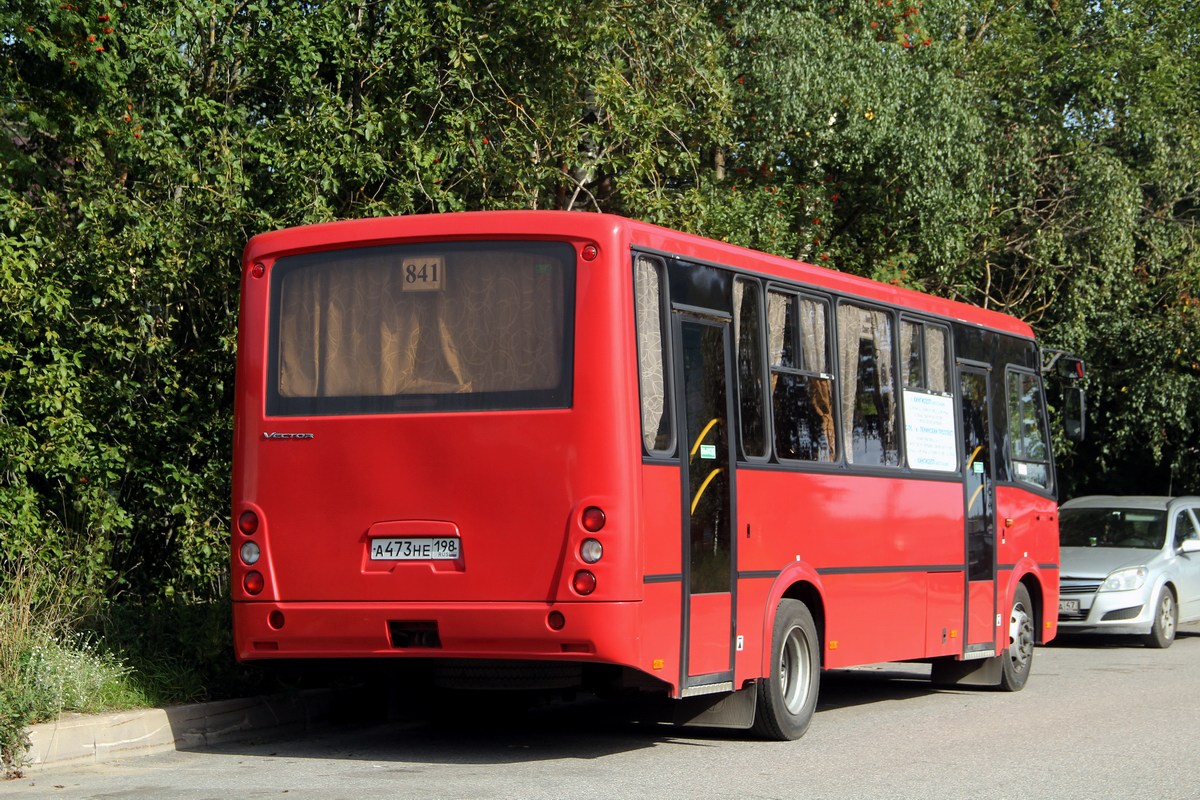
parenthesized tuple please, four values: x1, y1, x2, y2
(926, 572, 966, 657)
(968, 581, 996, 648)
(688, 592, 732, 676)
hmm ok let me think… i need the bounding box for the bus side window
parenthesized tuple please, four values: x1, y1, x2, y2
(1005, 369, 1051, 490)
(635, 255, 675, 455)
(837, 302, 899, 467)
(767, 291, 837, 463)
(733, 278, 769, 459)
(901, 320, 950, 395)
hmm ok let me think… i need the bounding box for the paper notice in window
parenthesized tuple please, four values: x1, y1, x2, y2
(903, 390, 957, 472)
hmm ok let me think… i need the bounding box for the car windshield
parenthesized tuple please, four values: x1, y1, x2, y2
(1059, 507, 1167, 548)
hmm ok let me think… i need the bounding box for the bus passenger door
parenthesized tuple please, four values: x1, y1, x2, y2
(959, 367, 998, 657)
(673, 314, 737, 693)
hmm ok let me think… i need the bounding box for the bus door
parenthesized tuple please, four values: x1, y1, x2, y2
(672, 312, 737, 693)
(959, 366, 998, 657)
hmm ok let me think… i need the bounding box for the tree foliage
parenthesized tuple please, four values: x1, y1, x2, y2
(1, 0, 1198, 618)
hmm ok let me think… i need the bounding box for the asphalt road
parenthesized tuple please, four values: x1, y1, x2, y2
(6, 625, 1200, 800)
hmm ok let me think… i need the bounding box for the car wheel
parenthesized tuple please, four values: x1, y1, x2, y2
(1144, 587, 1177, 649)
(1000, 584, 1035, 691)
(752, 599, 820, 740)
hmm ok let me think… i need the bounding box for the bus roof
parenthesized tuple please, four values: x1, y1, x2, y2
(244, 210, 1035, 340)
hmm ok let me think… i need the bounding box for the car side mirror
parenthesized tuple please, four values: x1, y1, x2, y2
(1180, 539, 1200, 554)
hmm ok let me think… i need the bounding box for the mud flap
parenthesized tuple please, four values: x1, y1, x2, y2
(673, 683, 758, 730)
(930, 655, 1002, 687)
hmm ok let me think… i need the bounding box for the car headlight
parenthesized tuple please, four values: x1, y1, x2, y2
(1099, 566, 1147, 592)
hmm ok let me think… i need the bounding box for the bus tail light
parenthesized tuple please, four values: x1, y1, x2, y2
(244, 571, 265, 595)
(582, 506, 606, 532)
(239, 510, 259, 535)
(573, 570, 597, 596)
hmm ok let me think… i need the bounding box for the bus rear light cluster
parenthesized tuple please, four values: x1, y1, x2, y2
(573, 505, 607, 595)
(235, 507, 268, 597)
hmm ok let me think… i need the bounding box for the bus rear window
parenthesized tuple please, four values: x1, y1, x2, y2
(267, 241, 575, 415)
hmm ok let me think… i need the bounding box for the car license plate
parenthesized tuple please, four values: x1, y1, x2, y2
(1059, 598, 1080, 613)
(370, 537, 460, 561)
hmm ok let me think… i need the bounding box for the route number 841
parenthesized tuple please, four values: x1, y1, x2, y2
(402, 255, 445, 292)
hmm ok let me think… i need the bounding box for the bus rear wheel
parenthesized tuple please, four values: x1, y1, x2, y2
(753, 599, 819, 740)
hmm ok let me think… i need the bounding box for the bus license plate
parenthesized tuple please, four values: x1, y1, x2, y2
(370, 537, 460, 561)
(1059, 598, 1080, 613)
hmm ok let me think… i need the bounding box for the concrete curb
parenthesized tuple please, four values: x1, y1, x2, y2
(24, 689, 355, 771)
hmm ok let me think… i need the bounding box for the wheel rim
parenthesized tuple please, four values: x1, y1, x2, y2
(779, 624, 812, 714)
(1158, 593, 1176, 641)
(1008, 601, 1034, 674)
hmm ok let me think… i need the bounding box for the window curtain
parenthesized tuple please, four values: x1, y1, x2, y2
(799, 298, 836, 456)
(277, 248, 564, 398)
(926, 327, 948, 393)
(635, 256, 668, 451)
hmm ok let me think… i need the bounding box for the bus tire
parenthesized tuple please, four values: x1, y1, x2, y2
(752, 599, 819, 740)
(1000, 584, 1035, 691)
(1143, 587, 1176, 649)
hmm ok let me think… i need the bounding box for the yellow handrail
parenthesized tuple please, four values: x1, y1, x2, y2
(968, 484, 985, 514)
(966, 444, 983, 469)
(691, 468, 725, 515)
(689, 417, 721, 457)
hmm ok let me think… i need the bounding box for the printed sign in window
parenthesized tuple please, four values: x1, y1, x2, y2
(903, 390, 957, 472)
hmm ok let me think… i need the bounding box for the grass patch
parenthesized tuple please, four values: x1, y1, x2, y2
(20, 633, 149, 717)
(2, 573, 332, 780)
(0, 563, 89, 778)
(93, 597, 269, 706)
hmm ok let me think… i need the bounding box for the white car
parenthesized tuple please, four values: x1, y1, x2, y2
(1058, 495, 1200, 648)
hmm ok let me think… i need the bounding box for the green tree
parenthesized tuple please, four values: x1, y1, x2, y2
(956, 0, 1200, 494)
(0, 0, 733, 610)
(714, 0, 987, 283)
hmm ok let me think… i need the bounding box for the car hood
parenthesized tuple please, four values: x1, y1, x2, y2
(1060, 546, 1158, 578)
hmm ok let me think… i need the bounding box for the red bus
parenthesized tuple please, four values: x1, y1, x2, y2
(232, 211, 1080, 738)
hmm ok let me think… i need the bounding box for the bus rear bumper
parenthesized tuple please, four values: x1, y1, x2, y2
(233, 600, 642, 666)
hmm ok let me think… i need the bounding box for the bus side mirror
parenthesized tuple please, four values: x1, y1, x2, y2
(1056, 356, 1086, 380)
(1064, 386, 1086, 442)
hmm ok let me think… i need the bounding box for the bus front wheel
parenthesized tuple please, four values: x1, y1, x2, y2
(1000, 584, 1035, 691)
(752, 599, 819, 740)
